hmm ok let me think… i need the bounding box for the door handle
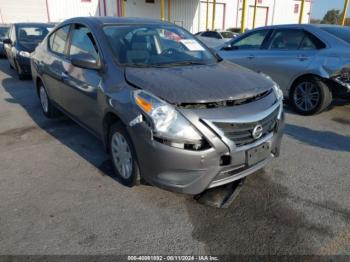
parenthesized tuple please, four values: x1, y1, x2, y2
(247, 55, 255, 59)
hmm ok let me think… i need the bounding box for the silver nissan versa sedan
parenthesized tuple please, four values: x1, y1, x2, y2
(31, 17, 284, 195)
(218, 24, 350, 115)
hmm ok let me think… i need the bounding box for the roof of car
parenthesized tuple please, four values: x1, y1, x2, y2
(12, 22, 54, 27)
(62, 16, 171, 26)
(254, 23, 344, 30)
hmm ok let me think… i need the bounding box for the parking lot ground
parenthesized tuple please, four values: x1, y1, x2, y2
(0, 59, 349, 255)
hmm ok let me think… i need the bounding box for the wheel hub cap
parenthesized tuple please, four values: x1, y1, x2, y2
(39, 86, 49, 113)
(111, 132, 133, 179)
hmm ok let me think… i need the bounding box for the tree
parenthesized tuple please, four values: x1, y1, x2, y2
(310, 18, 321, 24)
(321, 9, 341, 24)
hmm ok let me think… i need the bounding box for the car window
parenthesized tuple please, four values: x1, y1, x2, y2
(202, 31, 221, 39)
(49, 25, 70, 55)
(69, 24, 98, 60)
(221, 32, 234, 39)
(103, 24, 216, 66)
(232, 30, 269, 50)
(0, 27, 9, 40)
(17, 25, 53, 43)
(268, 29, 305, 50)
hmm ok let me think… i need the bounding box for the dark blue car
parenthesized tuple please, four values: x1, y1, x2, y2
(3, 23, 54, 79)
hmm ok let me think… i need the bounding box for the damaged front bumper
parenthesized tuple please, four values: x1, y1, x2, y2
(128, 91, 284, 195)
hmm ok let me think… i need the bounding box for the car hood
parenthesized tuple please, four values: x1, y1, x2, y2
(124, 61, 273, 104)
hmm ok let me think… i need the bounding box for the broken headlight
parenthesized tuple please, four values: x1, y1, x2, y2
(133, 90, 204, 146)
(333, 69, 350, 90)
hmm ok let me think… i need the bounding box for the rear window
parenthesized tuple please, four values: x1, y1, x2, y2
(221, 32, 234, 39)
(320, 26, 350, 44)
(17, 25, 53, 43)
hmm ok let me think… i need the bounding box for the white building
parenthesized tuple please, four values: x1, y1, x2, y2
(0, 0, 312, 33)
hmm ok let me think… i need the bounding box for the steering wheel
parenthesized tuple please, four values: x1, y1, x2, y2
(161, 48, 180, 56)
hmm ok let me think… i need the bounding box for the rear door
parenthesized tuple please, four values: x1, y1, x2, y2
(60, 23, 101, 132)
(218, 29, 271, 70)
(250, 29, 324, 91)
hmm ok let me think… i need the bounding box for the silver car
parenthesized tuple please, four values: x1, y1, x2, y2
(218, 24, 350, 115)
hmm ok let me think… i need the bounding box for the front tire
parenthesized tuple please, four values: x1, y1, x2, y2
(109, 122, 140, 187)
(38, 83, 60, 118)
(290, 76, 332, 115)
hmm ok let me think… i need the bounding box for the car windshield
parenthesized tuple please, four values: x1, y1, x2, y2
(0, 27, 9, 40)
(221, 32, 234, 39)
(17, 25, 53, 43)
(320, 26, 350, 44)
(103, 24, 217, 67)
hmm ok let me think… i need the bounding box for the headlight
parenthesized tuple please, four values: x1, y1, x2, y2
(332, 69, 350, 90)
(19, 51, 31, 58)
(133, 90, 202, 143)
(259, 72, 283, 101)
(272, 83, 283, 101)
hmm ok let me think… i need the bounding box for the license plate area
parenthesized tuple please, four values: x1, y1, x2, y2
(246, 143, 271, 166)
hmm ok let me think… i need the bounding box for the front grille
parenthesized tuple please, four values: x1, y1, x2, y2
(212, 106, 279, 147)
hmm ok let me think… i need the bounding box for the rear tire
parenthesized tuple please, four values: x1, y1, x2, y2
(109, 122, 140, 187)
(38, 83, 60, 118)
(290, 76, 332, 115)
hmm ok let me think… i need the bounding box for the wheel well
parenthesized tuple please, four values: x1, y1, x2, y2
(103, 112, 121, 152)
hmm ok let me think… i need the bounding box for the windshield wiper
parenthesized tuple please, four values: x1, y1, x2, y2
(152, 61, 210, 67)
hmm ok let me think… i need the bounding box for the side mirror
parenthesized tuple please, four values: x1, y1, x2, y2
(3, 38, 12, 45)
(71, 53, 100, 70)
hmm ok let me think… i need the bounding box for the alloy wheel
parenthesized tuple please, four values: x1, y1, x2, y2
(293, 81, 320, 112)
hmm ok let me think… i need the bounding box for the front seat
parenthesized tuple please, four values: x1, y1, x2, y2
(126, 33, 151, 63)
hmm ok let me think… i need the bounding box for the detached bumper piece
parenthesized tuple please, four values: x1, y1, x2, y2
(195, 178, 245, 208)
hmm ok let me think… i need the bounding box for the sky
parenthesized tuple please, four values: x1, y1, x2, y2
(311, 0, 349, 19)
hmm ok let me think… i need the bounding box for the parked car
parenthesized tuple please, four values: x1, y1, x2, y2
(226, 27, 242, 34)
(195, 30, 238, 41)
(3, 23, 54, 79)
(0, 24, 9, 56)
(31, 17, 284, 195)
(218, 24, 350, 115)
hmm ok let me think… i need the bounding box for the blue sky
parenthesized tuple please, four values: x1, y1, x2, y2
(311, 0, 349, 19)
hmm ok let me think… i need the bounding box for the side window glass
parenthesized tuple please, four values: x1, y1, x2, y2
(299, 34, 317, 50)
(69, 24, 98, 60)
(268, 30, 304, 50)
(232, 30, 269, 50)
(300, 32, 326, 50)
(49, 25, 70, 54)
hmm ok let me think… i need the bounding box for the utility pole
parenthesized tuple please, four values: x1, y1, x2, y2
(241, 0, 248, 33)
(341, 0, 349, 25)
(206, 0, 209, 30)
(212, 0, 216, 30)
(252, 0, 258, 29)
(160, 0, 165, 21)
(299, 0, 306, 24)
